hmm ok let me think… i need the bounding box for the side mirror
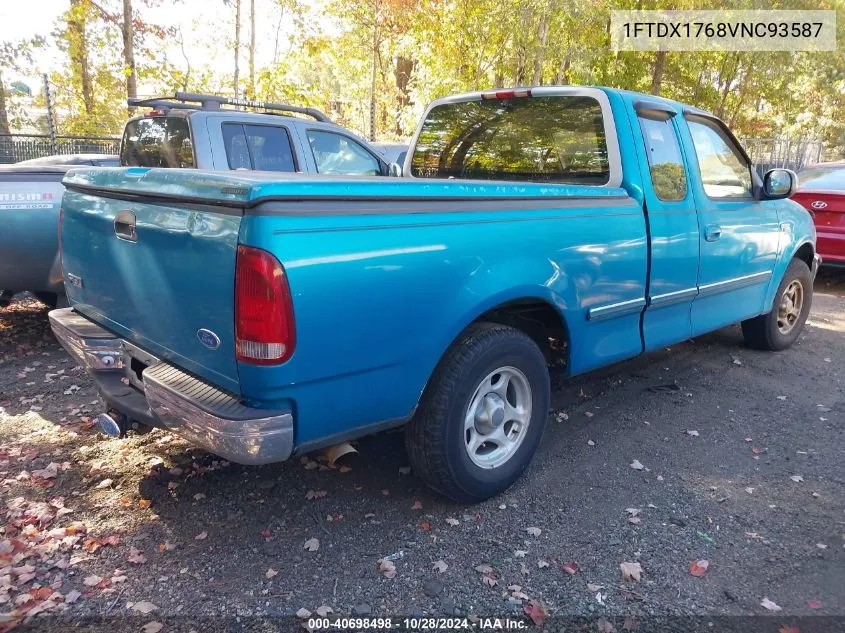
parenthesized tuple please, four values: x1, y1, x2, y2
(388, 162, 403, 177)
(762, 168, 798, 200)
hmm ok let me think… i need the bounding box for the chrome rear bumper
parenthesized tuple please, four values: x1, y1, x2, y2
(48, 308, 294, 465)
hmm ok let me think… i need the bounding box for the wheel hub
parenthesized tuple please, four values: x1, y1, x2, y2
(474, 392, 505, 434)
(777, 279, 804, 335)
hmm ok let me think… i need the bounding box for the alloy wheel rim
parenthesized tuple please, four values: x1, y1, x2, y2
(464, 366, 532, 469)
(777, 280, 804, 335)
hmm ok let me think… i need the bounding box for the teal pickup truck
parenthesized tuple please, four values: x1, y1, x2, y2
(50, 86, 818, 502)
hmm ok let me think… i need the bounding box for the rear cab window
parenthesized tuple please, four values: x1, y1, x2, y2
(120, 116, 195, 168)
(222, 123, 297, 172)
(409, 95, 610, 184)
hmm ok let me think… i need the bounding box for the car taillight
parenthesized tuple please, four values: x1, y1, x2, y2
(235, 245, 295, 365)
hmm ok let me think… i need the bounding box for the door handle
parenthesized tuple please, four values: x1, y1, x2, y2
(704, 224, 722, 242)
(114, 210, 137, 242)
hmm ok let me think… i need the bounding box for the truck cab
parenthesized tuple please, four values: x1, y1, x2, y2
(121, 92, 389, 177)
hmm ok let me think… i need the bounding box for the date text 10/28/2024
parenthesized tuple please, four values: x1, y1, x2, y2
(307, 617, 527, 630)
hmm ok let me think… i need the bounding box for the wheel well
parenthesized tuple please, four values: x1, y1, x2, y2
(794, 243, 814, 269)
(472, 299, 569, 369)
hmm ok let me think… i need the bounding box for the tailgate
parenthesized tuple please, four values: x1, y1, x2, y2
(60, 168, 250, 394)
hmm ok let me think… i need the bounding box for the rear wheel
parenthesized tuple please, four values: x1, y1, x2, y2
(742, 258, 812, 351)
(405, 323, 550, 502)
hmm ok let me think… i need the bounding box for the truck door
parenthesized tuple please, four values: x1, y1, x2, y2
(681, 115, 779, 335)
(630, 101, 700, 350)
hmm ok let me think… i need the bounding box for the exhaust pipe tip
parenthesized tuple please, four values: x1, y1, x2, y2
(96, 412, 123, 438)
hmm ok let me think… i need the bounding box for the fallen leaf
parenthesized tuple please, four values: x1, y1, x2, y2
(806, 599, 822, 609)
(296, 607, 312, 618)
(398, 467, 411, 475)
(127, 547, 147, 564)
(620, 561, 643, 582)
(481, 573, 498, 587)
(138, 499, 152, 509)
(95, 478, 113, 489)
(689, 560, 709, 577)
(587, 583, 604, 593)
(622, 617, 638, 631)
(445, 518, 460, 526)
(686, 430, 699, 437)
(32, 462, 59, 479)
(790, 475, 804, 483)
(526, 526, 542, 537)
(265, 568, 278, 579)
(474, 564, 494, 574)
(411, 500, 423, 510)
(523, 600, 547, 626)
(65, 590, 82, 604)
(630, 459, 644, 470)
(303, 537, 320, 552)
(433, 560, 448, 573)
(514, 550, 527, 558)
(561, 561, 579, 575)
(628, 516, 641, 525)
(598, 618, 616, 633)
(141, 622, 164, 633)
(316, 605, 333, 616)
(420, 519, 432, 531)
(760, 597, 782, 612)
(83, 574, 102, 587)
(132, 601, 158, 614)
(193, 493, 206, 501)
(305, 490, 328, 500)
(537, 560, 549, 568)
(324, 442, 357, 467)
(194, 531, 208, 540)
(816, 543, 828, 550)
(778, 627, 800, 633)
(260, 529, 272, 539)
(587, 440, 595, 446)
(378, 558, 396, 578)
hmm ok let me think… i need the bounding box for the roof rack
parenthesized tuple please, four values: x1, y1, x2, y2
(127, 92, 332, 123)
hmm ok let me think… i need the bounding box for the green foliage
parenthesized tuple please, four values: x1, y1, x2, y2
(18, 0, 844, 156)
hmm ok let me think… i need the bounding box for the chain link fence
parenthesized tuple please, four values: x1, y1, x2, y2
(741, 137, 824, 176)
(0, 134, 121, 164)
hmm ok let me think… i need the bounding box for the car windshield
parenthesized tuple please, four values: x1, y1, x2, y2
(410, 95, 610, 185)
(798, 166, 845, 191)
(120, 117, 195, 168)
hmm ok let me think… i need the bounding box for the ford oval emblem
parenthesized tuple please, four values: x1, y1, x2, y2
(811, 200, 828, 210)
(196, 329, 221, 350)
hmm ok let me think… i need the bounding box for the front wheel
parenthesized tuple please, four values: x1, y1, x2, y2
(405, 323, 550, 503)
(741, 258, 813, 351)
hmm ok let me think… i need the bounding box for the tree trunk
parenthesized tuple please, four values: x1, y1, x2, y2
(233, 0, 241, 98)
(532, 14, 549, 85)
(0, 72, 10, 135)
(394, 55, 414, 136)
(68, 0, 94, 114)
(122, 0, 137, 116)
(650, 50, 666, 95)
(248, 0, 255, 98)
(369, 17, 377, 141)
(554, 51, 571, 85)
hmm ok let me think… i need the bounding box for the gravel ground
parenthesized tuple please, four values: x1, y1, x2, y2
(1, 271, 844, 633)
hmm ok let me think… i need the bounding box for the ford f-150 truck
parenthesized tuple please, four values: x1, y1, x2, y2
(49, 86, 819, 502)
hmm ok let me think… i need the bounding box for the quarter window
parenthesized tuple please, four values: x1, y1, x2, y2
(306, 131, 381, 175)
(222, 123, 297, 172)
(637, 115, 687, 202)
(687, 118, 752, 198)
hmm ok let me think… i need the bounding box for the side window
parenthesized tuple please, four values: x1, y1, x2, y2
(687, 118, 752, 199)
(637, 115, 687, 202)
(222, 123, 250, 169)
(222, 123, 297, 172)
(306, 130, 381, 175)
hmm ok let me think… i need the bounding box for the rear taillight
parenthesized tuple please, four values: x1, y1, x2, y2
(235, 245, 295, 365)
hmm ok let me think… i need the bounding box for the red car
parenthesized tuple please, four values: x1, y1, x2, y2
(793, 162, 845, 266)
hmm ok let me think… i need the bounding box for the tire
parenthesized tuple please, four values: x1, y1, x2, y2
(405, 322, 550, 503)
(741, 258, 813, 351)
